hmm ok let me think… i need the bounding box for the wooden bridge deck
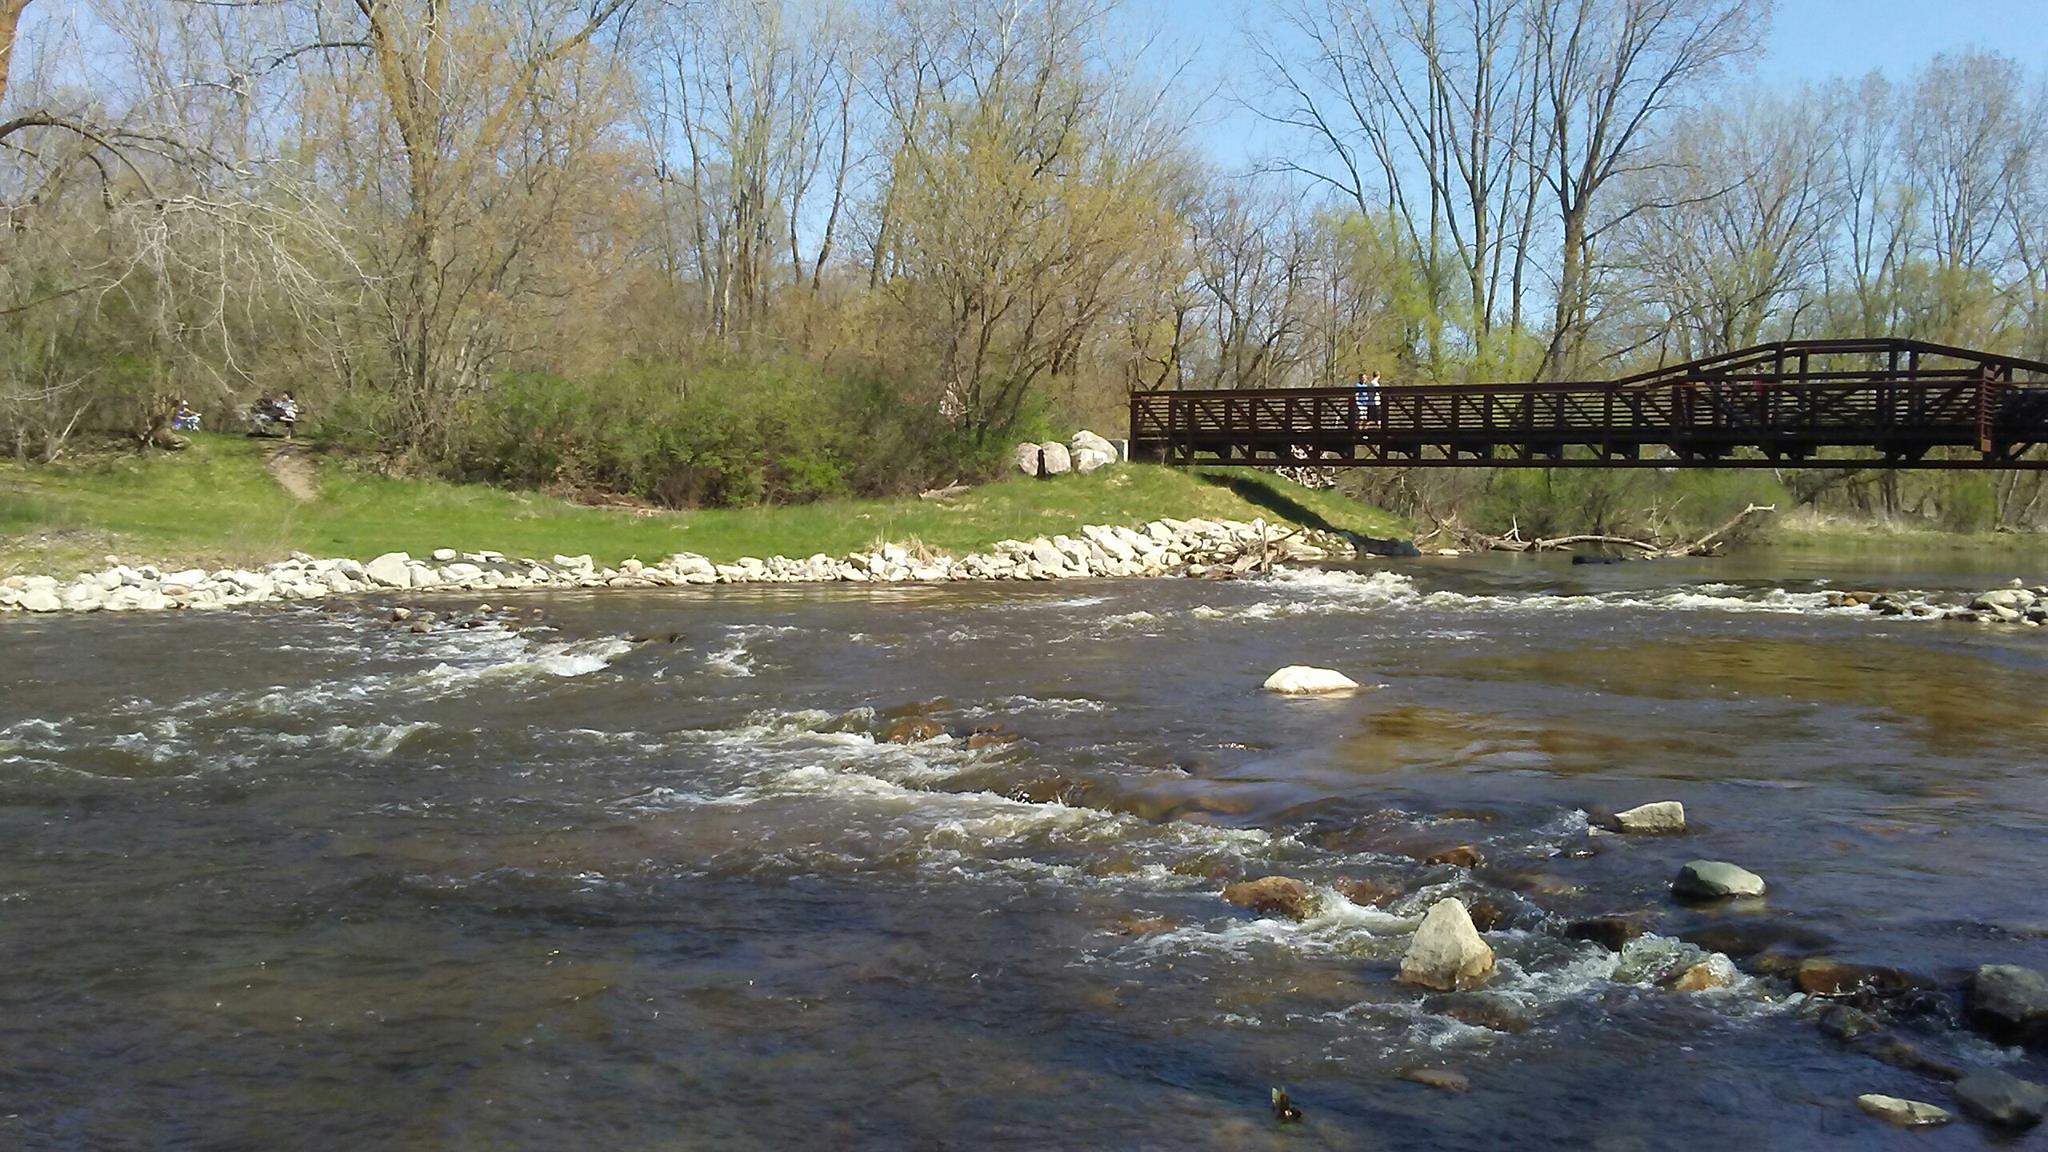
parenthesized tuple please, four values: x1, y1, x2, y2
(1129, 339, 2048, 470)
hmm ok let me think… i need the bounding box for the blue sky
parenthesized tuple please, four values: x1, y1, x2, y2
(1127, 0, 2048, 171)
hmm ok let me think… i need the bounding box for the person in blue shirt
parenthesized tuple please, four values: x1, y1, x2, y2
(1355, 370, 1382, 426)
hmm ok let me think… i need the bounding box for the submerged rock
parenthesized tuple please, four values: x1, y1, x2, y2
(1672, 860, 1766, 901)
(1952, 1069, 2048, 1130)
(1336, 877, 1403, 908)
(1567, 915, 1650, 953)
(880, 717, 945, 744)
(1398, 898, 1496, 991)
(1969, 964, 2048, 1048)
(1425, 991, 1532, 1034)
(1222, 876, 1316, 921)
(1401, 1068, 1471, 1093)
(1614, 800, 1686, 833)
(1816, 1004, 1883, 1042)
(1856, 1094, 1951, 1127)
(1422, 845, 1484, 869)
(1262, 666, 1361, 695)
(1794, 959, 1932, 1000)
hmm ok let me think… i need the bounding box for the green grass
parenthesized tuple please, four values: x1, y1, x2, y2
(0, 433, 1405, 575)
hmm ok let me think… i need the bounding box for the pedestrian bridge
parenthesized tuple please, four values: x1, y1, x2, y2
(1128, 339, 2048, 470)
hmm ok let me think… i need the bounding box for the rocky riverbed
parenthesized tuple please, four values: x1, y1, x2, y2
(1829, 581, 2048, 626)
(0, 516, 1354, 615)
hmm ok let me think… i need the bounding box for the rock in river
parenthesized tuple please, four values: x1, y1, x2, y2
(1399, 898, 1496, 991)
(1952, 1069, 2048, 1130)
(1672, 860, 1766, 901)
(1223, 876, 1316, 921)
(1567, 915, 1650, 953)
(1856, 1094, 1951, 1127)
(881, 717, 945, 744)
(1970, 964, 2048, 1048)
(1262, 666, 1361, 695)
(1614, 801, 1686, 833)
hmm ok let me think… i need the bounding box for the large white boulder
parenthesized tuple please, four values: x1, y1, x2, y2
(1399, 898, 1496, 990)
(364, 552, 414, 589)
(1072, 429, 1115, 455)
(1040, 442, 1072, 476)
(1263, 666, 1361, 695)
(1073, 447, 1115, 474)
(1013, 442, 1043, 477)
(1615, 801, 1686, 833)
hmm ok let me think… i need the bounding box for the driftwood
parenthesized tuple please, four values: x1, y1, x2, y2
(919, 482, 971, 501)
(1474, 504, 1777, 558)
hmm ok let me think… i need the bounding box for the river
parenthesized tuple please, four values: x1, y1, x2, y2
(2, 548, 2045, 1149)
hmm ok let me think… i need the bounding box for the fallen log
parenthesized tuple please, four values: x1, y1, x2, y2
(1472, 504, 1777, 559)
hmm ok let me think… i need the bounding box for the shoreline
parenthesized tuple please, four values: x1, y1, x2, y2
(0, 516, 1357, 616)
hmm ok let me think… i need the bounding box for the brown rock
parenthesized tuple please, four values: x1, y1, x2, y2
(881, 717, 946, 744)
(1464, 899, 1510, 933)
(1668, 958, 1738, 992)
(1401, 1068, 1470, 1093)
(1222, 876, 1317, 920)
(966, 724, 1022, 750)
(1567, 915, 1649, 953)
(1112, 915, 1175, 937)
(1336, 877, 1404, 908)
(1794, 959, 1932, 999)
(1423, 845, 1484, 868)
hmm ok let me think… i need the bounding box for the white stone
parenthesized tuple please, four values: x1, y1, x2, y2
(1263, 666, 1361, 695)
(1013, 442, 1043, 476)
(1615, 801, 1686, 833)
(431, 548, 459, 562)
(1856, 1095, 1951, 1127)
(19, 590, 61, 613)
(1398, 898, 1496, 991)
(1040, 442, 1072, 475)
(1073, 447, 1115, 473)
(364, 552, 414, 588)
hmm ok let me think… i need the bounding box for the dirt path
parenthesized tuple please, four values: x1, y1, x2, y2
(264, 444, 320, 503)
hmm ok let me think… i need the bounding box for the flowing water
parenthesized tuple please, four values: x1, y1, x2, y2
(2, 548, 2046, 1150)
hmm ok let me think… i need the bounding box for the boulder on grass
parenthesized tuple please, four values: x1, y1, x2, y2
(1263, 666, 1361, 695)
(1013, 442, 1043, 477)
(1040, 442, 1072, 476)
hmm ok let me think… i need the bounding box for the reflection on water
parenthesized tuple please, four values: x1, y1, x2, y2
(1, 545, 2045, 1149)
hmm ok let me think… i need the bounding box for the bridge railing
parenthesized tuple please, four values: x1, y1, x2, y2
(1130, 361, 2044, 467)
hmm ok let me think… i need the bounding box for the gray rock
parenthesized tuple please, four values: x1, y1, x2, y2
(1856, 1094, 1951, 1127)
(1952, 1069, 2048, 1130)
(1040, 442, 1072, 476)
(1398, 898, 1496, 991)
(1970, 965, 2048, 1048)
(1615, 801, 1686, 833)
(1673, 860, 1766, 901)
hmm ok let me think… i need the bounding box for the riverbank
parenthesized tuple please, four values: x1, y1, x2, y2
(0, 434, 1403, 580)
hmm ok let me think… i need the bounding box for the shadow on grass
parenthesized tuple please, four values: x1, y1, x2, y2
(1193, 470, 1343, 534)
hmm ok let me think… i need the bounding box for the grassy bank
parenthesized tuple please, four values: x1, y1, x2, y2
(0, 434, 1405, 576)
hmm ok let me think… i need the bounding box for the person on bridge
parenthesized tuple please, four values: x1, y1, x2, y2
(1355, 370, 1383, 427)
